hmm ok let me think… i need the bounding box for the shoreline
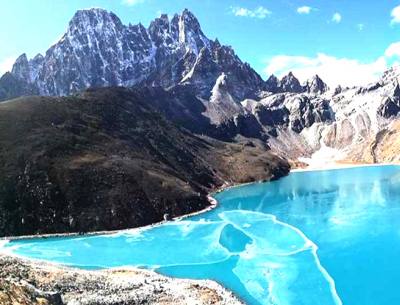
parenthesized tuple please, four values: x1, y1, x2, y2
(0, 177, 280, 304)
(290, 162, 399, 173)
(3, 162, 399, 242)
(0, 253, 244, 305)
(0, 178, 271, 242)
(0, 180, 251, 305)
(0, 190, 223, 242)
(1, 162, 399, 305)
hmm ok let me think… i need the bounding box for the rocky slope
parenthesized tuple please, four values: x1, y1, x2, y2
(0, 254, 243, 305)
(262, 66, 400, 165)
(0, 87, 288, 237)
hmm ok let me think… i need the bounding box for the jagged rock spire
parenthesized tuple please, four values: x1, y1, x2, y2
(265, 74, 279, 92)
(11, 54, 30, 81)
(305, 74, 329, 95)
(68, 8, 123, 30)
(280, 72, 303, 93)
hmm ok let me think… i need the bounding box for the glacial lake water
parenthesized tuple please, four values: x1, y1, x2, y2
(2, 165, 400, 305)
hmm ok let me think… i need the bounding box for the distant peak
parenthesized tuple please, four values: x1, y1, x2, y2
(136, 22, 146, 31)
(265, 74, 280, 93)
(78, 7, 109, 13)
(306, 74, 324, 83)
(14, 53, 28, 63)
(69, 8, 122, 29)
(182, 8, 195, 17)
(32, 53, 44, 61)
(281, 71, 299, 81)
(280, 72, 303, 93)
(73, 7, 110, 17)
(179, 8, 200, 28)
(11, 53, 30, 82)
(268, 74, 278, 80)
(306, 74, 328, 95)
(266, 74, 279, 85)
(160, 13, 169, 21)
(152, 13, 170, 25)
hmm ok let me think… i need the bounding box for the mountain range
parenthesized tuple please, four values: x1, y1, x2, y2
(0, 8, 334, 142)
(2, 7, 400, 163)
(1, 8, 400, 236)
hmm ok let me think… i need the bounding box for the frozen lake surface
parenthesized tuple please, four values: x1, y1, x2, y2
(3, 165, 400, 305)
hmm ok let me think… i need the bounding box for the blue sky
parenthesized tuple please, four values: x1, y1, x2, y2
(1, 0, 400, 87)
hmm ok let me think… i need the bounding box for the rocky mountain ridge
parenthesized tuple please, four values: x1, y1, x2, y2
(265, 66, 400, 165)
(1, 8, 263, 102)
(1, 8, 400, 166)
(0, 8, 335, 140)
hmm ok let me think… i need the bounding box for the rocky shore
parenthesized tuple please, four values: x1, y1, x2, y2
(0, 254, 243, 305)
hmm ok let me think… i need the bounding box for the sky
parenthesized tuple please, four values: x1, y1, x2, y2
(1, 0, 400, 87)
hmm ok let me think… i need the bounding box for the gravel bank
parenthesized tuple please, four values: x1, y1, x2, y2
(0, 254, 243, 305)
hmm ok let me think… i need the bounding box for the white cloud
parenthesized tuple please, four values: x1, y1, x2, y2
(264, 53, 387, 88)
(231, 6, 271, 19)
(0, 56, 16, 76)
(264, 42, 400, 88)
(122, 0, 144, 6)
(332, 12, 342, 23)
(385, 42, 400, 57)
(357, 23, 365, 31)
(391, 5, 400, 24)
(297, 6, 312, 14)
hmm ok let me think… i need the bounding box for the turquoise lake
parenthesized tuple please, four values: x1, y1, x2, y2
(2, 165, 400, 305)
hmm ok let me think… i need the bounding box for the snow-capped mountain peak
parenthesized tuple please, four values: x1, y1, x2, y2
(3, 8, 263, 100)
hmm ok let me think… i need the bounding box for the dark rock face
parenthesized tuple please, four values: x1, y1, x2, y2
(279, 72, 304, 93)
(0, 72, 39, 101)
(256, 105, 290, 127)
(235, 114, 266, 140)
(333, 85, 343, 95)
(265, 74, 279, 93)
(0, 87, 289, 237)
(378, 97, 400, 118)
(378, 83, 400, 118)
(305, 75, 329, 95)
(11, 54, 31, 81)
(250, 94, 333, 134)
(365, 82, 382, 93)
(392, 83, 400, 98)
(289, 96, 334, 133)
(0, 8, 264, 102)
